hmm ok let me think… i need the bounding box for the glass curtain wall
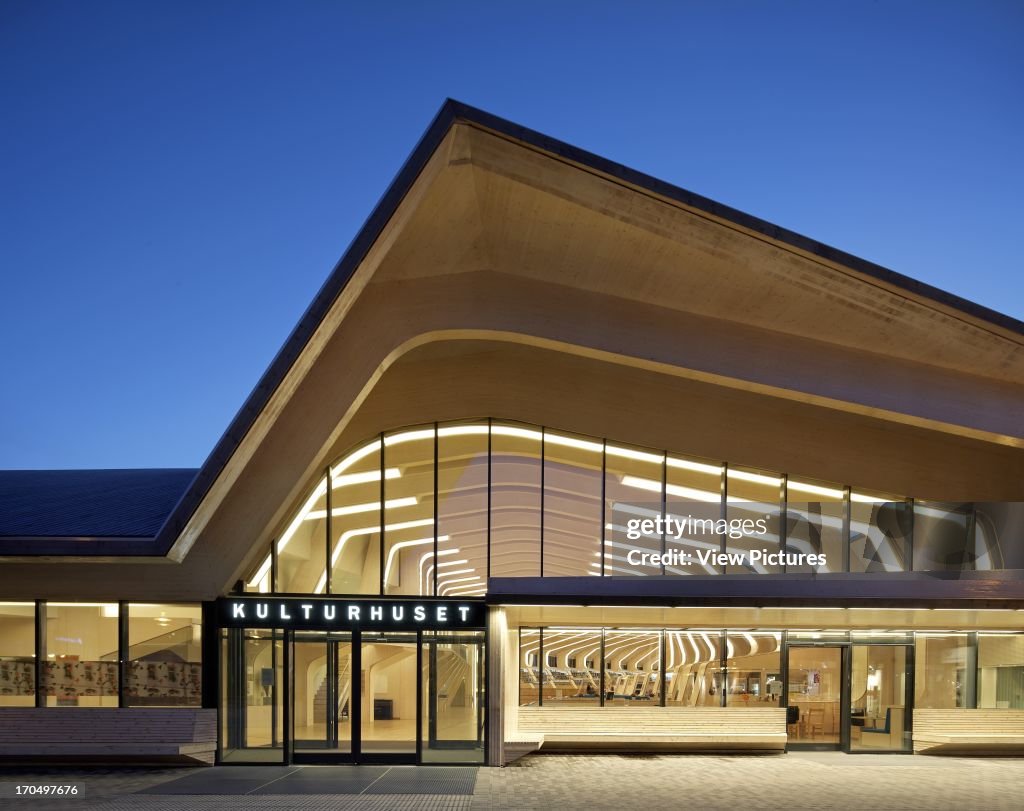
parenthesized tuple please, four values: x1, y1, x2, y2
(258, 419, 1024, 590)
(520, 628, 785, 709)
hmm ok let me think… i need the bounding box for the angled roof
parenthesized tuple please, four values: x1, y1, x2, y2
(5, 99, 1022, 560)
(0, 469, 197, 547)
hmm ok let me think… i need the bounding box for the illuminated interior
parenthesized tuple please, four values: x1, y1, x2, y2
(246, 420, 1014, 596)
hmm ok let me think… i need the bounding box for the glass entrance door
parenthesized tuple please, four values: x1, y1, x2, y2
(422, 632, 486, 763)
(850, 644, 911, 752)
(788, 646, 845, 748)
(287, 629, 486, 764)
(359, 632, 419, 759)
(293, 632, 354, 759)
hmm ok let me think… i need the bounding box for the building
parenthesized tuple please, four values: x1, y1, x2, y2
(2, 100, 1023, 766)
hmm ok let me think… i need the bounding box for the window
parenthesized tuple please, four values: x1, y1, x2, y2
(605, 444, 665, 576)
(383, 426, 436, 596)
(518, 629, 542, 706)
(978, 634, 1024, 709)
(491, 423, 542, 578)
(43, 603, 119, 707)
(126, 604, 202, 707)
(542, 430, 602, 577)
(665, 455, 723, 575)
(0, 602, 35, 706)
(913, 501, 973, 571)
(277, 475, 328, 593)
(542, 629, 601, 705)
(915, 633, 969, 708)
(725, 467, 782, 574)
(724, 632, 781, 707)
(850, 492, 909, 573)
(330, 438, 384, 595)
(785, 477, 846, 573)
(436, 423, 489, 597)
(604, 630, 662, 706)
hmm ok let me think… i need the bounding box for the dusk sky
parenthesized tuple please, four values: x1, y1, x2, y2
(2, 1, 1022, 469)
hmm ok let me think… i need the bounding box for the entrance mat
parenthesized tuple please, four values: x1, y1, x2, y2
(139, 766, 303, 794)
(362, 766, 478, 795)
(138, 765, 478, 795)
(248, 766, 391, 795)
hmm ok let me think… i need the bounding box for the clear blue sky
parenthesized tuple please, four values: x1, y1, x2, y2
(2, 1, 1022, 469)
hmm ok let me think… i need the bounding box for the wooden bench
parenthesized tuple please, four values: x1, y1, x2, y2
(516, 706, 787, 753)
(0, 708, 217, 765)
(913, 709, 1024, 755)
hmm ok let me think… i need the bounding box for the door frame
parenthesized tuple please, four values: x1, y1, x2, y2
(290, 628, 420, 765)
(784, 639, 915, 754)
(846, 640, 915, 755)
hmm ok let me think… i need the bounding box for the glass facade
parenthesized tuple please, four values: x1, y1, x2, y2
(522, 628, 785, 710)
(258, 421, 1023, 594)
(0, 602, 204, 710)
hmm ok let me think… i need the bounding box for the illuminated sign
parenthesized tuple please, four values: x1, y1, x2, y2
(217, 597, 486, 631)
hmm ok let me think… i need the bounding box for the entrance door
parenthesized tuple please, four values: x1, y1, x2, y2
(787, 646, 846, 748)
(292, 632, 354, 760)
(359, 632, 419, 760)
(288, 629, 485, 764)
(421, 632, 486, 763)
(849, 644, 912, 752)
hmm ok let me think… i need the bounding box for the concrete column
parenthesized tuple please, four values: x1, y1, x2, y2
(487, 606, 507, 766)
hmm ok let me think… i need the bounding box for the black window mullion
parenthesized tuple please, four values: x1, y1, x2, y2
(720, 630, 727, 707)
(659, 629, 666, 707)
(538, 628, 544, 707)
(118, 601, 128, 708)
(35, 600, 45, 708)
(720, 463, 728, 573)
(780, 475, 788, 574)
(600, 440, 607, 577)
(433, 424, 439, 597)
(379, 433, 385, 596)
(325, 466, 333, 594)
(540, 428, 546, 578)
(486, 418, 492, 581)
(660, 453, 667, 575)
(842, 486, 851, 572)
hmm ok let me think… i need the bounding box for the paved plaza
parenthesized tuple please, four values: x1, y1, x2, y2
(2, 753, 1023, 811)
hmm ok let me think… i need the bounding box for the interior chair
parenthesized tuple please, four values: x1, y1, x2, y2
(860, 706, 905, 749)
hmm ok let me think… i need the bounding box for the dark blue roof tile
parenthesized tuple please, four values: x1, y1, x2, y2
(0, 469, 198, 539)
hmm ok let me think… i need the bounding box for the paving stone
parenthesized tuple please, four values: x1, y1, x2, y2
(3, 754, 1024, 811)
